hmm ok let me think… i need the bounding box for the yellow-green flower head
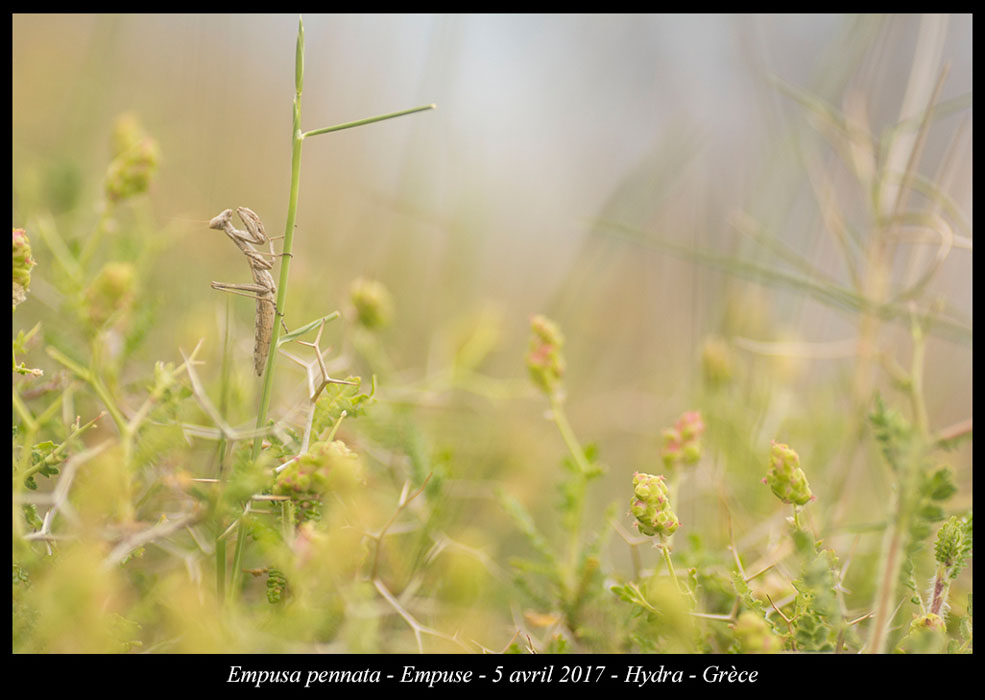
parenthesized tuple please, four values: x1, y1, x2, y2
(661, 411, 705, 469)
(934, 515, 972, 572)
(675, 411, 704, 443)
(701, 337, 734, 387)
(909, 612, 945, 632)
(731, 611, 783, 653)
(110, 112, 146, 158)
(13, 228, 36, 310)
(660, 427, 682, 470)
(630, 472, 679, 537)
(349, 276, 394, 330)
(84, 261, 136, 327)
(764, 441, 813, 506)
(526, 314, 565, 396)
(105, 115, 160, 202)
(274, 439, 365, 498)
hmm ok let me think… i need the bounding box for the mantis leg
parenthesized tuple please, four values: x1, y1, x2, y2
(210, 281, 276, 305)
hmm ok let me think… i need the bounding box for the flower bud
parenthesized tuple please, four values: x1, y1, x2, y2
(349, 277, 394, 330)
(105, 114, 160, 202)
(934, 514, 972, 576)
(764, 441, 812, 506)
(676, 411, 704, 443)
(526, 314, 565, 396)
(630, 472, 679, 537)
(84, 262, 136, 327)
(265, 568, 289, 604)
(274, 439, 365, 499)
(701, 336, 734, 387)
(910, 612, 945, 632)
(661, 411, 705, 469)
(681, 442, 701, 466)
(13, 228, 36, 310)
(660, 428, 682, 470)
(110, 112, 145, 157)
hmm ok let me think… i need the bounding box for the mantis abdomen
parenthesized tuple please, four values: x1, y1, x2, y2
(209, 207, 281, 376)
(251, 266, 276, 375)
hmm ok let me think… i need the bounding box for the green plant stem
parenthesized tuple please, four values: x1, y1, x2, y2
(12, 389, 37, 433)
(548, 393, 591, 606)
(550, 394, 591, 475)
(660, 540, 680, 589)
(241, 16, 435, 601)
(867, 513, 905, 653)
(909, 323, 929, 436)
(215, 297, 232, 606)
(215, 537, 226, 605)
(79, 205, 115, 271)
(249, 22, 433, 462)
(45, 347, 125, 431)
(659, 539, 697, 608)
(251, 90, 304, 462)
(217, 296, 232, 474)
(230, 513, 248, 601)
(19, 411, 103, 480)
(301, 104, 435, 139)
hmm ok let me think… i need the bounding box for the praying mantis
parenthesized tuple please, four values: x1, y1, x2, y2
(209, 207, 287, 375)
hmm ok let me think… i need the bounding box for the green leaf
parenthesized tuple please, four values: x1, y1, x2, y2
(922, 467, 957, 501)
(312, 376, 373, 434)
(496, 488, 558, 569)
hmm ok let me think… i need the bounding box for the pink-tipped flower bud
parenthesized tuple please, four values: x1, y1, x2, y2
(526, 314, 565, 396)
(13, 228, 36, 310)
(661, 410, 705, 469)
(631, 472, 679, 537)
(105, 114, 160, 202)
(765, 441, 812, 506)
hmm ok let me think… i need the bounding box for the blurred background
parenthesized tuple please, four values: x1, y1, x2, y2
(13, 14, 972, 651)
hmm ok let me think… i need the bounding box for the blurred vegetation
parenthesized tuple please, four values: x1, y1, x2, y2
(12, 14, 970, 653)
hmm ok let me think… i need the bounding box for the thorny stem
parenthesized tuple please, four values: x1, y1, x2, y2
(864, 65, 951, 654)
(241, 14, 434, 601)
(250, 17, 434, 462)
(251, 21, 305, 463)
(867, 320, 933, 653)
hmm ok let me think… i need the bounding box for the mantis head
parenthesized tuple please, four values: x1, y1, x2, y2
(209, 209, 233, 231)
